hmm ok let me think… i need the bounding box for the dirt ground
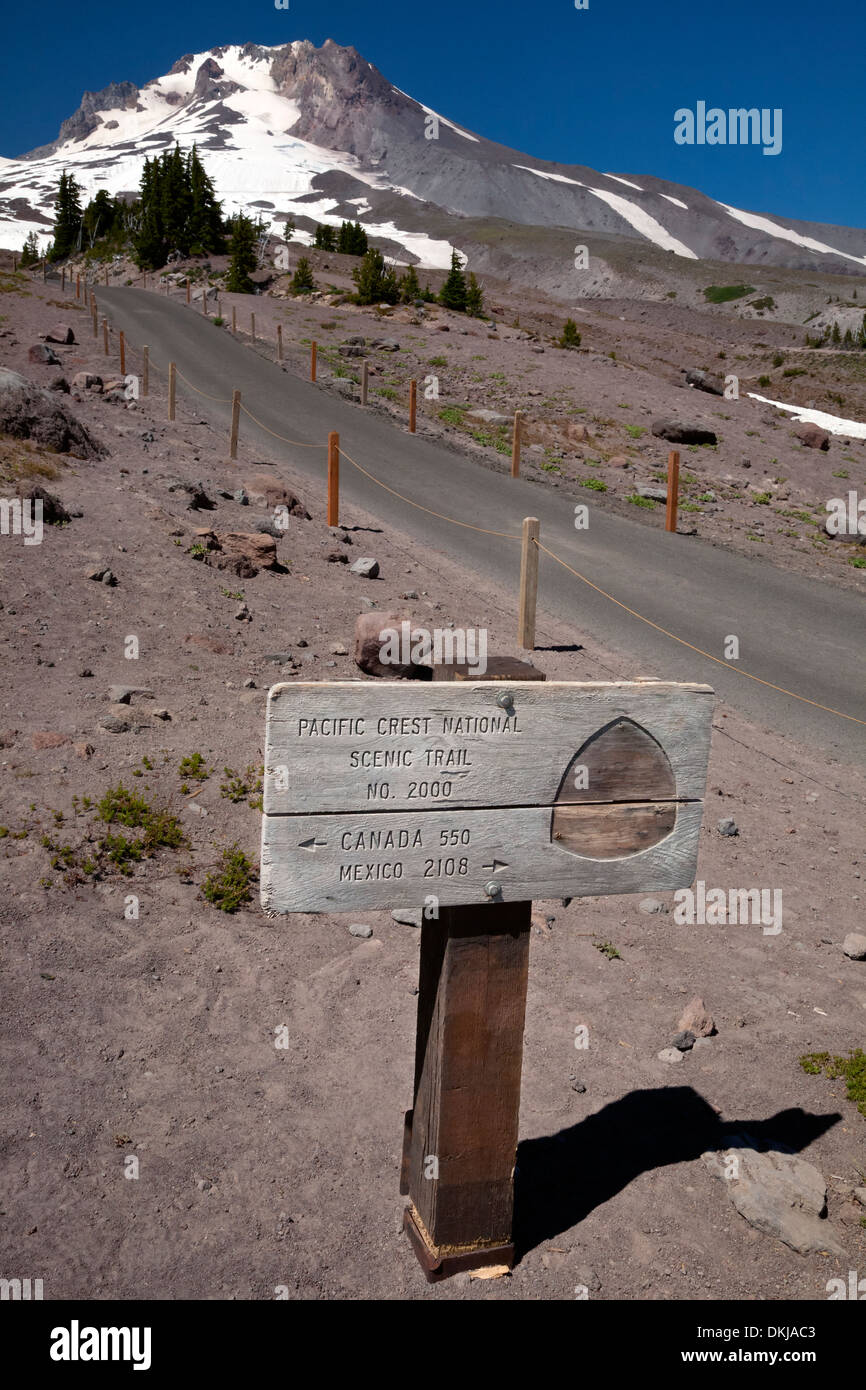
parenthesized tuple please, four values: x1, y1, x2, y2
(1, 273, 864, 1301)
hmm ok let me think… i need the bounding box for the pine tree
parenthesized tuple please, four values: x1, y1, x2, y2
(48, 170, 83, 261)
(859, 314, 866, 350)
(439, 251, 467, 311)
(559, 318, 581, 348)
(284, 216, 296, 242)
(352, 248, 399, 305)
(314, 224, 336, 251)
(465, 272, 484, 317)
(399, 264, 421, 303)
(187, 146, 224, 255)
(160, 146, 192, 255)
(226, 213, 258, 293)
(831, 321, 842, 345)
(843, 326, 854, 348)
(290, 256, 316, 295)
(19, 231, 40, 268)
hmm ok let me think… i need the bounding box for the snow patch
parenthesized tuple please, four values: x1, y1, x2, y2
(747, 393, 866, 440)
(587, 187, 698, 258)
(604, 174, 644, 191)
(720, 203, 866, 269)
(513, 164, 583, 186)
(660, 193, 688, 210)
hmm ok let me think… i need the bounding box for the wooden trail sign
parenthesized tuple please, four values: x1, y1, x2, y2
(260, 680, 713, 913)
(261, 671, 713, 1281)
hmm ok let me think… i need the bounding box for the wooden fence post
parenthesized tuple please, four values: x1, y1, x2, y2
(665, 450, 680, 534)
(409, 379, 417, 433)
(76, 273, 81, 300)
(61, 267, 66, 292)
(518, 516, 540, 650)
(231, 305, 236, 335)
(142, 346, 149, 397)
(119, 330, 125, 375)
(327, 432, 340, 527)
(91, 302, 98, 338)
(168, 362, 176, 421)
(103, 266, 108, 286)
(311, 341, 317, 382)
(43, 260, 47, 282)
(229, 390, 241, 460)
(186, 278, 191, 304)
(250, 312, 256, 343)
(511, 411, 522, 478)
(102, 319, 109, 356)
(202, 285, 208, 316)
(276, 323, 283, 361)
(361, 360, 369, 406)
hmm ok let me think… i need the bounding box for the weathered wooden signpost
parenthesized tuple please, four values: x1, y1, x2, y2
(261, 675, 713, 1279)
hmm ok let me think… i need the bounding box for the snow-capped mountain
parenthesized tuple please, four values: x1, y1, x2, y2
(3, 38, 866, 278)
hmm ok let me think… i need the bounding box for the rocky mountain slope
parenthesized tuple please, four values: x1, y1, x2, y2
(3, 39, 866, 281)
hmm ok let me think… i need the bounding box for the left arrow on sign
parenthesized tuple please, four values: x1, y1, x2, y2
(298, 837, 328, 852)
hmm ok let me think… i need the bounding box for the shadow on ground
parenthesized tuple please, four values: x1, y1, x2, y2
(513, 1086, 840, 1259)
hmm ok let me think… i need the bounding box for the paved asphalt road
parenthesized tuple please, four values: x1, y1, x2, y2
(100, 288, 865, 766)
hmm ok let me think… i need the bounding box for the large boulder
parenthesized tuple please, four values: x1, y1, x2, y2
(44, 324, 76, 344)
(684, 368, 724, 396)
(651, 418, 718, 446)
(794, 421, 830, 451)
(244, 473, 310, 517)
(193, 530, 280, 578)
(354, 612, 432, 679)
(28, 344, 61, 366)
(0, 368, 103, 457)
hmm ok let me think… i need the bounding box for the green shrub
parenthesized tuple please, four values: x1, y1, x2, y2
(202, 845, 255, 913)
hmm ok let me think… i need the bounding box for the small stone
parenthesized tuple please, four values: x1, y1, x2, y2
(330, 643, 348, 655)
(233, 489, 249, 505)
(349, 923, 373, 939)
(235, 605, 251, 621)
(73, 741, 95, 759)
(391, 908, 422, 928)
(243, 678, 256, 689)
(678, 996, 715, 1037)
(31, 731, 70, 750)
(657, 1047, 684, 1064)
(402, 590, 419, 599)
(99, 715, 129, 733)
(692, 1036, 712, 1050)
(153, 709, 171, 720)
(107, 685, 154, 704)
(639, 897, 666, 915)
(717, 817, 739, 836)
(350, 557, 380, 579)
(78, 668, 93, 678)
(570, 1078, 587, 1094)
(842, 933, 866, 960)
(671, 1030, 696, 1051)
(296, 638, 308, 647)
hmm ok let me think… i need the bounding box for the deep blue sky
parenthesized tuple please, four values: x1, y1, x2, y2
(2, 0, 864, 228)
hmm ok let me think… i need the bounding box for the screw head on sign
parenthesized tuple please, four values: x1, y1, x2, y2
(484, 881, 502, 899)
(496, 691, 514, 710)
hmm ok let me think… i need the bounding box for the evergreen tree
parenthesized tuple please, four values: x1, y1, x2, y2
(831, 321, 841, 345)
(559, 318, 581, 348)
(859, 314, 866, 350)
(133, 157, 165, 268)
(465, 272, 484, 318)
(399, 264, 421, 304)
(843, 326, 854, 348)
(438, 251, 467, 311)
(160, 145, 192, 254)
(284, 216, 296, 242)
(314, 224, 336, 251)
(336, 220, 367, 255)
(290, 256, 316, 294)
(352, 248, 399, 305)
(19, 231, 40, 268)
(187, 146, 224, 255)
(48, 170, 83, 261)
(226, 213, 258, 293)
